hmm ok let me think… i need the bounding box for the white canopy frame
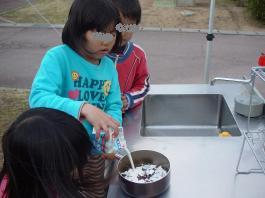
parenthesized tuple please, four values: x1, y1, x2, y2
(204, 0, 216, 83)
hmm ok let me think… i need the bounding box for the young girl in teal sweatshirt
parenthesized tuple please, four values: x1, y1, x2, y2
(29, 0, 122, 196)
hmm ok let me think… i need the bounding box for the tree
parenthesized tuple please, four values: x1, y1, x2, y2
(248, 0, 265, 22)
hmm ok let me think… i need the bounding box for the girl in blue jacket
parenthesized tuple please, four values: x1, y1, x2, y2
(29, 0, 122, 196)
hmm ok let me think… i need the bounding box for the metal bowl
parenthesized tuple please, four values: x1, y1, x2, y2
(117, 150, 170, 197)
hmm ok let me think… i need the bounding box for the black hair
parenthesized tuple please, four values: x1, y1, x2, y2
(0, 107, 92, 198)
(111, 0, 141, 24)
(62, 0, 121, 55)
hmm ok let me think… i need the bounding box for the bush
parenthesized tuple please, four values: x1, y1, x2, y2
(247, 0, 265, 22)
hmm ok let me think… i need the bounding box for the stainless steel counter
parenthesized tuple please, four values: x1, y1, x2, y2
(107, 84, 265, 198)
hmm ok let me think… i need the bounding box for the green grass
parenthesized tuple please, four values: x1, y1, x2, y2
(0, 0, 262, 27)
(0, 88, 29, 167)
(216, 0, 238, 6)
(154, 0, 176, 8)
(0, 0, 72, 24)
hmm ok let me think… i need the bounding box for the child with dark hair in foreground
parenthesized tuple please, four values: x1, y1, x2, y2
(0, 108, 94, 198)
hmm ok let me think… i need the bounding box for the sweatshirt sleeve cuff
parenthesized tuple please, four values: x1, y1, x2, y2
(125, 93, 134, 110)
(66, 101, 86, 119)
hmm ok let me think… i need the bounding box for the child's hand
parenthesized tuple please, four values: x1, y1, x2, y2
(102, 153, 116, 160)
(121, 95, 128, 113)
(80, 103, 120, 139)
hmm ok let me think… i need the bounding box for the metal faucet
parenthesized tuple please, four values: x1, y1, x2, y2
(210, 73, 256, 86)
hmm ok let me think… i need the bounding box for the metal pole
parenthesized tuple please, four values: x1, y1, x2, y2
(203, 0, 216, 83)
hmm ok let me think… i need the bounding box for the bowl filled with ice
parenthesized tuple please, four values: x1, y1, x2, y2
(117, 150, 170, 197)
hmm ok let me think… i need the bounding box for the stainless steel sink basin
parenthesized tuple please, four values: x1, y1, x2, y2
(140, 94, 241, 136)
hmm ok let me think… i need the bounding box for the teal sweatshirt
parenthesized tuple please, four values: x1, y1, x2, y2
(29, 44, 122, 154)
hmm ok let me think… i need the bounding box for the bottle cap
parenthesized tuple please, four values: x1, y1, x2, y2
(258, 53, 265, 67)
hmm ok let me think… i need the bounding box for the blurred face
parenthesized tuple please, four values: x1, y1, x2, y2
(84, 26, 116, 65)
(120, 15, 137, 46)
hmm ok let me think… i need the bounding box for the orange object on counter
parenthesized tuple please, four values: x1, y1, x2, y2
(258, 53, 265, 67)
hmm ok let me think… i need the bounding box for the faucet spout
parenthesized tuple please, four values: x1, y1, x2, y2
(210, 75, 254, 85)
(210, 77, 252, 86)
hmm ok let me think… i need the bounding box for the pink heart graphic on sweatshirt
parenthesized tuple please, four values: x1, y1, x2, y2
(68, 90, 79, 100)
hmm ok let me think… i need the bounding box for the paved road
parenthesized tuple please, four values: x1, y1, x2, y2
(0, 26, 264, 93)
